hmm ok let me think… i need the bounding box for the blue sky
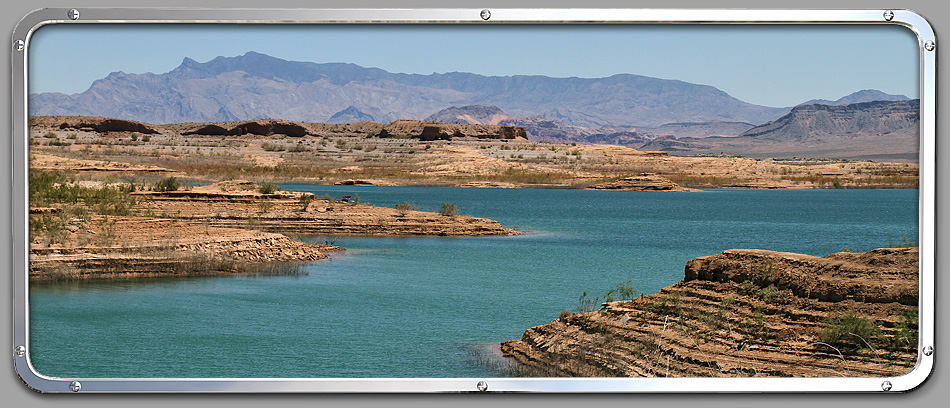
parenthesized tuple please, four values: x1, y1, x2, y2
(28, 23, 919, 108)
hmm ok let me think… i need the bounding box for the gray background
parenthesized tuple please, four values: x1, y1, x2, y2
(3, 0, 944, 406)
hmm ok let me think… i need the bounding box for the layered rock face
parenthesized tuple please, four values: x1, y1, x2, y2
(132, 182, 519, 237)
(501, 248, 919, 377)
(585, 174, 691, 192)
(29, 217, 338, 281)
(739, 100, 919, 142)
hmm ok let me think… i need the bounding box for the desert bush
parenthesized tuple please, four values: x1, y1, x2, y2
(891, 309, 919, 351)
(297, 194, 314, 211)
(258, 182, 281, 194)
(604, 280, 640, 302)
(577, 291, 602, 313)
(439, 202, 459, 217)
(754, 285, 779, 302)
(819, 309, 882, 350)
(258, 200, 274, 213)
(261, 142, 285, 152)
(154, 176, 180, 192)
(559, 309, 572, 320)
(287, 143, 310, 153)
(394, 202, 416, 216)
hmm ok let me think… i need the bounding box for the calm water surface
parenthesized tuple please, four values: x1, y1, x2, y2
(30, 187, 918, 378)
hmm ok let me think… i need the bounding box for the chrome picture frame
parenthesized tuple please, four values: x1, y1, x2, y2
(11, 8, 936, 393)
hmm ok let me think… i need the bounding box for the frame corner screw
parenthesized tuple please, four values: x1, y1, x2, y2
(924, 41, 935, 51)
(14, 345, 26, 357)
(883, 10, 895, 21)
(480, 9, 491, 21)
(881, 380, 893, 391)
(923, 346, 934, 356)
(69, 381, 82, 392)
(13, 39, 24, 52)
(476, 380, 488, 392)
(68, 9, 80, 20)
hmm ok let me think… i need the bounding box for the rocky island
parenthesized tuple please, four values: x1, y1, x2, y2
(501, 247, 919, 377)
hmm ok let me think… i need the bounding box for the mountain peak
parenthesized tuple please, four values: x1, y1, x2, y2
(425, 105, 512, 125)
(327, 106, 376, 124)
(799, 89, 910, 106)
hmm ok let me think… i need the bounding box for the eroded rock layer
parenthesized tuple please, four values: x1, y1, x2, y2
(501, 248, 919, 377)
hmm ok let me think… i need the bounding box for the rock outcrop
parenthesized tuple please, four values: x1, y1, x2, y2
(29, 217, 339, 281)
(501, 248, 919, 377)
(30, 116, 160, 134)
(586, 174, 692, 192)
(132, 181, 519, 237)
(184, 120, 309, 137)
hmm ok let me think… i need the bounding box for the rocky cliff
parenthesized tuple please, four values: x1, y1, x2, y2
(501, 247, 919, 377)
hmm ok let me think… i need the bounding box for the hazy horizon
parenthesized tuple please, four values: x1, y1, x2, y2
(28, 23, 919, 108)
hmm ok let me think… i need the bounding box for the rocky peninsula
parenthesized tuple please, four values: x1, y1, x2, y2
(501, 247, 919, 377)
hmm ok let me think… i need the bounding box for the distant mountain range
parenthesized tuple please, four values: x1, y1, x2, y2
(640, 99, 920, 162)
(799, 89, 910, 106)
(30, 51, 796, 127)
(29, 51, 917, 160)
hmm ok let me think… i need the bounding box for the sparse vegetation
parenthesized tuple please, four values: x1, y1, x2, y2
(394, 202, 416, 216)
(819, 309, 882, 350)
(439, 202, 459, 217)
(154, 176, 180, 192)
(258, 182, 281, 194)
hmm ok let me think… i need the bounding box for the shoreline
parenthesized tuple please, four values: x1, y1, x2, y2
(28, 179, 518, 281)
(500, 247, 919, 378)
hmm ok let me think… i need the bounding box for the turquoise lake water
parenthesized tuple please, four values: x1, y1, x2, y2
(29, 187, 918, 378)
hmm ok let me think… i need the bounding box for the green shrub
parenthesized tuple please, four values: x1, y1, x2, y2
(258, 200, 274, 213)
(576, 291, 602, 313)
(394, 202, 416, 216)
(754, 285, 779, 302)
(892, 309, 919, 351)
(439, 202, 459, 217)
(604, 280, 640, 302)
(298, 194, 314, 211)
(819, 309, 881, 350)
(154, 176, 180, 192)
(258, 182, 281, 194)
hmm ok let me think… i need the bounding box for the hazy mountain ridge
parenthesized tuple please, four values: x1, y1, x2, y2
(800, 89, 910, 106)
(639, 100, 920, 161)
(30, 51, 789, 127)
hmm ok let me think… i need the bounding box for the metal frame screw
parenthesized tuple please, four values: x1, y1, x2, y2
(13, 40, 24, 52)
(69, 381, 82, 392)
(68, 9, 80, 20)
(883, 10, 894, 21)
(881, 381, 892, 391)
(924, 41, 936, 51)
(480, 9, 491, 21)
(476, 381, 488, 392)
(923, 346, 934, 356)
(14, 345, 26, 357)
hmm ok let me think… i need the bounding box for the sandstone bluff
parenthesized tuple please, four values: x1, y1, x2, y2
(501, 247, 919, 377)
